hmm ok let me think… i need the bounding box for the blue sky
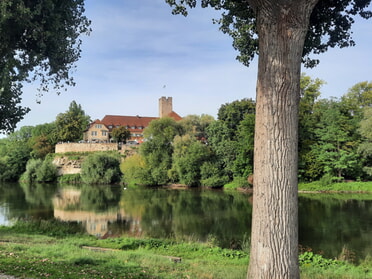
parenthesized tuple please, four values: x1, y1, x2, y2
(17, 0, 372, 128)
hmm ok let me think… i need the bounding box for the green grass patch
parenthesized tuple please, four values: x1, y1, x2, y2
(299, 181, 372, 193)
(1, 219, 372, 278)
(0, 220, 248, 279)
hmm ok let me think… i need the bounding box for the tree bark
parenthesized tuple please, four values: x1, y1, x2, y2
(247, 1, 319, 278)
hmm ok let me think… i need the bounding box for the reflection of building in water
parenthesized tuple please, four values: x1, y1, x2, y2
(53, 188, 142, 238)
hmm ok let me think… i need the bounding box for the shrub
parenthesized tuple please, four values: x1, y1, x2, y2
(200, 161, 229, 188)
(58, 173, 82, 184)
(36, 159, 58, 182)
(299, 251, 340, 268)
(20, 159, 42, 182)
(21, 158, 58, 183)
(80, 152, 121, 184)
(121, 154, 147, 186)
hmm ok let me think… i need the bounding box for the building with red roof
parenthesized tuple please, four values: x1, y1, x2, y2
(83, 97, 182, 143)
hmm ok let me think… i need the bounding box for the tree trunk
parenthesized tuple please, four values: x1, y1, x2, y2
(247, 1, 319, 278)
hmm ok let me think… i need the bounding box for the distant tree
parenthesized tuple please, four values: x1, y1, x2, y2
(140, 117, 184, 185)
(31, 135, 55, 159)
(358, 107, 372, 176)
(206, 120, 237, 178)
(207, 99, 256, 179)
(217, 98, 256, 138)
(0, 0, 91, 133)
(233, 113, 255, 178)
(171, 134, 212, 186)
(0, 142, 31, 181)
(28, 122, 58, 159)
(298, 74, 324, 181)
(111, 126, 131, 143)
(341, 81, 372, 118)
(31, 123, 58, 145)
(55, 101, 90, 142)
(179, 114, 214, 140)
(7, 126, 34, 142)
(313, 99, 360, 180)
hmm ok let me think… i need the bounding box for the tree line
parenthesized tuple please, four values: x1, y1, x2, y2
(122, 76, 372, 187)
(1, 75, 372, 185)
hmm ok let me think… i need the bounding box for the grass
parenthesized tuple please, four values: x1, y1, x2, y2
(1, 219, 372, 278)
(299, 181, 372, 193)
(0, 220, 248, 279)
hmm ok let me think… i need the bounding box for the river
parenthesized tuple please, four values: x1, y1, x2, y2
(1, 182, 372, 262)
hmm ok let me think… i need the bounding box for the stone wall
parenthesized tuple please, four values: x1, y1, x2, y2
(55, 142, 118, 153)
(53, 156, 84, 175)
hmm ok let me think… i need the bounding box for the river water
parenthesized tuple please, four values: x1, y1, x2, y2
(1, 182, 372, 262)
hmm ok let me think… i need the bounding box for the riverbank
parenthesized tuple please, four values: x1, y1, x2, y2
(235, 181, 372, 193)
(1, 220, 372, 279)
(298, 181, 372, 193)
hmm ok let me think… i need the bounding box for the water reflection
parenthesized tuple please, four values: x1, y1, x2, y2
(2, 182, 372, 261)
(299, 194, 372, 260)
(53, 186, 126, 237)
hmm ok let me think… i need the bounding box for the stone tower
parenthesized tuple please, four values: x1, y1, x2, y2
(159, 96, 172, 118)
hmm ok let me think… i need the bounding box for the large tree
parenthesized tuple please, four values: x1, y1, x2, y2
(55, 100, 90, 142)
(0, 0, 90, 134)
(166, 0, 372, 277)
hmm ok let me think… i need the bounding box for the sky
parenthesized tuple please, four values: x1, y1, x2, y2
(15, 0, 372, 130)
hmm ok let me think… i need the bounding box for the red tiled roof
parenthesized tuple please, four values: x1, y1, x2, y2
(167, 111, 182, 121)
(101, 115, 158, 130)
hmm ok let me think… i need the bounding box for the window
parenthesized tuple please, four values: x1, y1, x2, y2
(131, 126, 136, 129)
(91, 131, 97, 136)
(108, 125, 113, 129)
(95, 124, 102, 129)
(102, 131, 107, 136)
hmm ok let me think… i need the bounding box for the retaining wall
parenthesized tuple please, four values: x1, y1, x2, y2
(55, 143, 118, 153)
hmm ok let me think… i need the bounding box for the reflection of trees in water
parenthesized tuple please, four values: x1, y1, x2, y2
(20, 182, 57, 207)
(299, 195, 372, 262)
(120, 188, 252, 249)
(0, 182, 25, 205)
(0, 182, 28, 221)
(52, 185, 123, 237)
(53, 185, 122, 212)
(0, 182, 56, 222)
(80, 185, 121, 211)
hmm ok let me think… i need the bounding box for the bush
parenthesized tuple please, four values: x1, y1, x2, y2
(200, 161, 230, 188)
(299, 251, 340, 268)
(80, 152, 121, 184)
(36, 159, 58, 182)
(21, 158, 58, 183)
(120, 154, 147, 186)
(20, 159, 42, 182)
(58, 173, 82, 184)
(201, 175, 230, 188)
